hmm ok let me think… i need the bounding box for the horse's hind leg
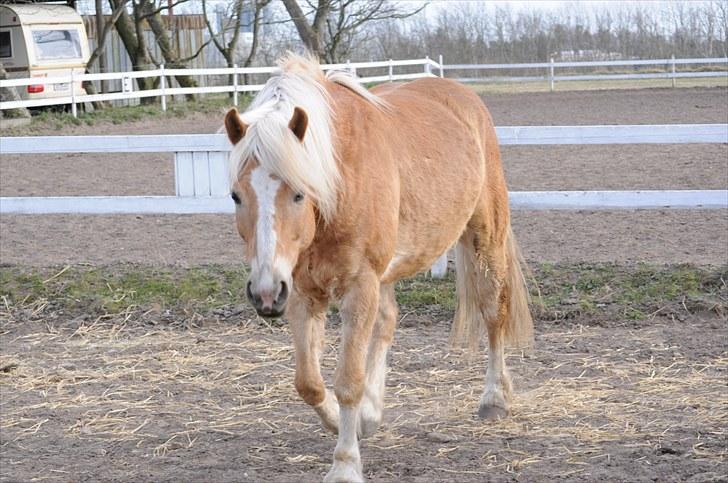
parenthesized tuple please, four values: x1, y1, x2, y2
(479, 274, 513, 420)
(358, 283, 398, 438)
(455, 229, 512, 420)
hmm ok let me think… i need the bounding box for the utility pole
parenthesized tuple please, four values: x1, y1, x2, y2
(95, 0, 107, 93)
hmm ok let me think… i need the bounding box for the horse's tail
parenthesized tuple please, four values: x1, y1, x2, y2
(451, 225, 533, 351)
(502, 226, 534, 348)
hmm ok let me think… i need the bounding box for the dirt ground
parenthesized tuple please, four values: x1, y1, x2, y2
(1, 86, 727, 482)
(1, 290, 726, 483)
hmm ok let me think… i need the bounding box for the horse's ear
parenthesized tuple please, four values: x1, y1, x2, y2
(225, 108, 247, 145)
(288, 106, 308, 142)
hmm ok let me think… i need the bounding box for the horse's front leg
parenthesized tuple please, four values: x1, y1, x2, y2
(288, 292, 339, 434)
(324, 270, 380, 483)
(358, 283, 397, 438)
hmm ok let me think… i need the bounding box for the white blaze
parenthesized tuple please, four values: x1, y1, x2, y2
(250, 166, 281, 290)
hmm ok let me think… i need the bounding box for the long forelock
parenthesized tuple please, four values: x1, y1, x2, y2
(229, 54, 386, 223)
(230, 67, 339, 222)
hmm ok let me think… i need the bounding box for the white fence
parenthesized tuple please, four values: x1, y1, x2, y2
(1, 124, 726, 215)
(0, 58, 441, 116)
(3, 56, 727, 115)
(446, 56, 728, 91)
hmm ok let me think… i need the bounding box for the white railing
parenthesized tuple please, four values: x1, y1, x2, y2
(443, 56, 728, 90)
(1, 124, 726, 215)
(0, 57, 442, 115)
(3, 56, 725, 114)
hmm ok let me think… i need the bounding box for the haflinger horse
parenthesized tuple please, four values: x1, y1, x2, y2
(224, 53, 533, 482)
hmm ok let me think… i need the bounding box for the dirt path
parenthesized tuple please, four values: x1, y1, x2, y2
(1, 304, 725, 482)
(1, 209, 726, 266)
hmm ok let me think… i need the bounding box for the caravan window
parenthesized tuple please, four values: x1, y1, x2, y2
(31, 29, 82, 61)
(0, 31, 10, 58)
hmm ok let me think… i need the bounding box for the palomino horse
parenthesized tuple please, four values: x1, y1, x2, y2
(224, 54, 533, 482)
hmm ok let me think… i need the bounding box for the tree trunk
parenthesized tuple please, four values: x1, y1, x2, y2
(0, 63, 30, 119)
(145, 8, 198, 95)
(95, 0, 108, 93)
(110, 0, 154, 92)
(281, 0, 329, 59)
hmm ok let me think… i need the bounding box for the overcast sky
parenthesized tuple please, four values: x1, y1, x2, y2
(77, 1, 716, 20)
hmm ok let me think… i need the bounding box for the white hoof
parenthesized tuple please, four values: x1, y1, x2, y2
(324, 462, 364, 483)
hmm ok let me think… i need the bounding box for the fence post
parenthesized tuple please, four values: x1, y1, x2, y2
(160, 64, 167, 112)
(671, 55, 676, 88)
(439, 54, 444, 78)
(70, 70, 77, 118)
(233, 64, 238, 106)
(549, 57, 555, 92)
(388, 59, 393, 82)
(424, 55, 432, 75)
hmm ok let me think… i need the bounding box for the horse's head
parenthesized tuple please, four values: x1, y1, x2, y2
(225, 107, 317, 318)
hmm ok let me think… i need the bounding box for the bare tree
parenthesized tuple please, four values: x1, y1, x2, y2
(323, 0, 424, 62)
(109, 0, 205, 96)
(84, 0, 130, 107)
(202, 0, 272, 86)
(139, 0, 205, 91)
(109, 0, 155, 91)
(281, 0, 331, 59)
(282, 0, 422, 62)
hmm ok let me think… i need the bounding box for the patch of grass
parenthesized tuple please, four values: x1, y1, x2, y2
(533, 263, 726, 321)
(0, 264, 249, 314)
(396, 276, 456, 311)
(11, 94, 253, 134)
(0, 263, 725, 323)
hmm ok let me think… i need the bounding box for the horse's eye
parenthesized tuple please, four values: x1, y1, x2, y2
(231, 192, 241, 205)
(294, 193, 304, 203)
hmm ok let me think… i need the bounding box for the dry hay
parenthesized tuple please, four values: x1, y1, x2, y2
(1, 291, 726, 481)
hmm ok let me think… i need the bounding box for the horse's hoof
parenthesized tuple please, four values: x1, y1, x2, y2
(478, 404, 509, 420)
(324, 463, 364, 483)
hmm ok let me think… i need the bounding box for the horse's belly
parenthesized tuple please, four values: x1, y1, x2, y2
(380, 205, 473, 284)
(380, 248, 445, 284)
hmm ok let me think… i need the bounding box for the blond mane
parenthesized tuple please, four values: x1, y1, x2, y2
(229, 53, 385, 222)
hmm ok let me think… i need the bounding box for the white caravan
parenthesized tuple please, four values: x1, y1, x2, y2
(0, 4, 90, 101)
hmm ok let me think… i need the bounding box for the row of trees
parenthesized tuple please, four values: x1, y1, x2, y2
(53, 1, 728, 85)
(4, 1, 726, 117)
(202, 1, 728, 68)
(358, 1, 728, 65)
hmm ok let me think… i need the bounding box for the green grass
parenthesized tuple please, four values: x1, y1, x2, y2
(1, 263, 725, 322)
(13, 94, 252, 133)
(0, 264, 249, 314)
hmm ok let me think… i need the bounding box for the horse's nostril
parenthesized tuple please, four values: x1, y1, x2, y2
(278, 281, 288, 302)
(246, 281, 255, 303)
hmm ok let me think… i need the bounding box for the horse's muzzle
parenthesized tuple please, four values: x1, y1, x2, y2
(247, 279, 288, 318)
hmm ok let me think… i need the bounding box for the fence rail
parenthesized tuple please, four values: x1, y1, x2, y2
(1, 124, 726, 215)
(447, 56, 728, 90)
(2, 124, 726, 155)
(3, 56, 726, 113)
(0, 57, 441, 114)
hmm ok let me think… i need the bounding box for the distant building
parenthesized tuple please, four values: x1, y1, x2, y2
(555, 50, 625, 61)
(212, 2, 271, 47)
